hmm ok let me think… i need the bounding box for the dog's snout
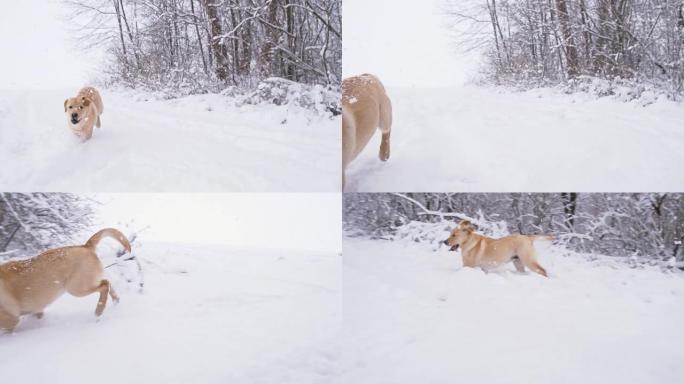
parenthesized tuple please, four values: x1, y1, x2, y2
(443, 239, 449, 245)
(71, 113, 78, 118)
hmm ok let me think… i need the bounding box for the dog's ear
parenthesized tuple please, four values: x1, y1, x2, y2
(459, 220, 474, 233)
(82, 97, 91, 107)
(64, 99, 68, 112)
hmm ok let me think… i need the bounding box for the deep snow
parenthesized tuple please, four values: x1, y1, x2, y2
(344, 86, 684, 192)
(0, 241, 340, 384)
(342, 0, 684, 192)
(0, 88, 339, 191)
(340, 237, 684, 384)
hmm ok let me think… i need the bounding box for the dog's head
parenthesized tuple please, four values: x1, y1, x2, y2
(64, 96, 92, 125)
(443, 220, 475, 251)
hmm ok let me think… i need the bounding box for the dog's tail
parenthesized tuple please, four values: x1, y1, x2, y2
(85, 228, 131, 254)
(530, 235, 555, 242)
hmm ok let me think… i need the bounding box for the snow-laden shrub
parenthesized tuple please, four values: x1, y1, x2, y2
(562, 76, 673, 105)
(234, 77, 341, 116)
(102, 77, 341, 117)
(344, 193, 684, 270)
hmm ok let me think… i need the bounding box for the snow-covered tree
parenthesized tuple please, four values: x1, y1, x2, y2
(66, 0, 341, 94)
(0, 193, 95, 258)
(446, 0, 684, 98)
(344, 193, 684, 263)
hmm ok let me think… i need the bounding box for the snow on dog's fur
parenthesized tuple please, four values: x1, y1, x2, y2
(0, 228, 130, 331)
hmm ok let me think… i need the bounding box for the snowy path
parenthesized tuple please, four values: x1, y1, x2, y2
(340, 238, 684, 384)
(345, 86, 684, 192)
(0, 89, 339, 191)
(0, 242, 340, 384)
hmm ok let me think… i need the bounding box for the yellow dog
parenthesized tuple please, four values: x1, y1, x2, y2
(444, 220, 552, 276)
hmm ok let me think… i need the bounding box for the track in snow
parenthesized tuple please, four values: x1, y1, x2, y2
(0, 241, 340, 384)
(344, 86, 684, 192)
(0, 88, 340, 192)
(340, 237, 684, 384)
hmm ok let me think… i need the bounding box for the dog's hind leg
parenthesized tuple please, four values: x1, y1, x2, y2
(66, 277, 113, 316)
(378, 95, 392, 161)
(511, 256, 526, 273)
(519, 249, 548, 277)
(531, 263, 547, 277)
(94, 280, 113, 316)
(109, 283, 120, 304)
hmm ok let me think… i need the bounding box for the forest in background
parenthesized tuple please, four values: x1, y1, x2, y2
(0, 193, 143, 288)
(0, 193, 95, 258)
(344, 193, 684, 264)
(66, 0, 341, 96)
(446, 0, 684, 99)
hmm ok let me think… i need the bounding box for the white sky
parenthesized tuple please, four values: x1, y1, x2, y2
(94, 193, 341, 253)
(343, 0, 480, 87)
(0, 0, 101, 89)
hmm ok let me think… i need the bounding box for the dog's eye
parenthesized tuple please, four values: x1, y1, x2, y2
(68, 106, 72, 109)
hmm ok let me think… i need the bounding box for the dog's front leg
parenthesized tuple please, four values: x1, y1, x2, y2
(0, 308, 20, 332)
(85, 122, 93, 140)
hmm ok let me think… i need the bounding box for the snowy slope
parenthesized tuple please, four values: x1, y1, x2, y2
(0, 88, 339, 191)
(344, 86, 684, 192)
(0, 241, 340, 384)
(340, 237, 684, 384)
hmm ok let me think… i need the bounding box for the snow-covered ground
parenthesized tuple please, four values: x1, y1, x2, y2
(340, 237, 684, 384)
(344, 85, 684, 192)
(0, 241, 340, 384)
(343, 0, 684, 192)
(0, 88, 339, 191)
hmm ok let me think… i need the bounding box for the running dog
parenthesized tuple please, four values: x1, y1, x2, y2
(342, 74, 392, 189)
(0, 228, 130, 332)
(443, 220, 552, 277)
(64, 86, 104, 140)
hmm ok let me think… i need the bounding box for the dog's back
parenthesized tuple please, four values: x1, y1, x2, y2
(0, 228, 130, 330)
(77, 86, 103, 115)
(0, 246, 97, 314)
(342, 74, 392, 188)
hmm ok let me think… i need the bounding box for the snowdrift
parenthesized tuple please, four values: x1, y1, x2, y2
(344, 85, 684, 192)
(0, 241, 340, 384)
(0, 87, 340, 192)
(340, 228, 684, 384)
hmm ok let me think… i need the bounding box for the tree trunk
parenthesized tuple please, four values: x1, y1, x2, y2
(285, 0, 296, 80)
(560, 192, 578, 230)
(555, 0, 579, 78)
(118, 0, 140, 68)
(201, 0, 230, 82)
(112, 0, 128, 67)
(259, 0, 281, 79)
(190, 0, 209, 74)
